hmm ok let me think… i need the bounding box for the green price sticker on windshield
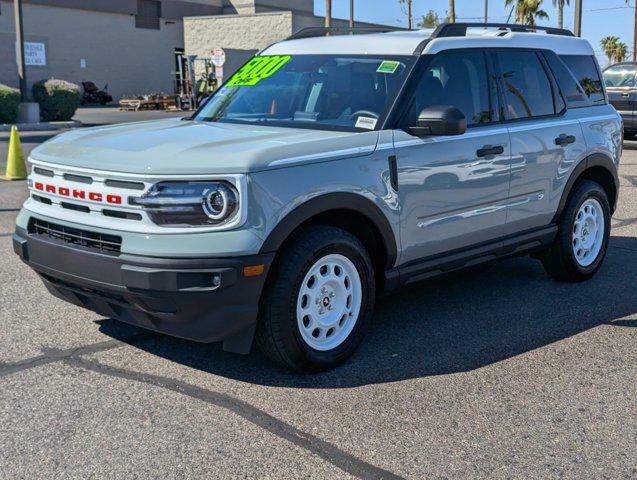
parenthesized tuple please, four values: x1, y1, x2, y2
(227, 55, 291, 86)
(377, 61, 400, 74)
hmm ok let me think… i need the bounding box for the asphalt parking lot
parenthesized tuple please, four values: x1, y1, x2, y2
(0, 116, 635, 479)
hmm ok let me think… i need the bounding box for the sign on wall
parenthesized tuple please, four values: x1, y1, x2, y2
(16, 42, 46, 66)
(211, 48, 226, 67)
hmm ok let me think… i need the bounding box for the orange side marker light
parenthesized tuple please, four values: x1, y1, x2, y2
(244, 264, 265, 277)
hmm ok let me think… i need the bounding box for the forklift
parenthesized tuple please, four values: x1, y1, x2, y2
(173, 52, 217, 111)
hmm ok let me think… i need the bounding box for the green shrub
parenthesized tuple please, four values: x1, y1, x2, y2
(32, 78, 80, 121)
(0, 84, 20, 124)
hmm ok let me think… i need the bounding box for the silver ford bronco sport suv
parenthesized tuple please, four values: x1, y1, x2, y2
(13, 24, 622, 372)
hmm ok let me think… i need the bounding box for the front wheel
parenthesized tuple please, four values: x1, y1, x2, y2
(256, 225, 375, 372)
(541, 180, 611, 282)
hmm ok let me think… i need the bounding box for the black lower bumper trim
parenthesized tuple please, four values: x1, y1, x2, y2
(13, 227, 273, 352)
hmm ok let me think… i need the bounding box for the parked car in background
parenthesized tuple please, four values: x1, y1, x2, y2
(603, 62, 637, 136)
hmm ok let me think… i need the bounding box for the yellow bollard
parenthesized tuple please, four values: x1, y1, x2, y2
(2, 126, 28, 181)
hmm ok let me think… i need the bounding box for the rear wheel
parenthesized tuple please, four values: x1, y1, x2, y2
(256, 225, 375, 372)
(541, 180, 611, 282)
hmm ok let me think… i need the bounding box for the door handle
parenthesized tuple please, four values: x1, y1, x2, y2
(621, 93, 630, 98)
(476, 145, 504, 157)
(555, 134, 576, 147)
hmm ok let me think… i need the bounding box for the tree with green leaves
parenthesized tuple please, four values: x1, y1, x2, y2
(601, 36, 620, 65)
(504, 0, 549, 26)
(419, 10, 441, 28)
(552, 0, 569, 29)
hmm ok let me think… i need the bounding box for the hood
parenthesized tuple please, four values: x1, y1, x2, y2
(30, 119, 380, 175)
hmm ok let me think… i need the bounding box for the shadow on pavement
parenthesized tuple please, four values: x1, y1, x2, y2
(97, 235, 637, 388)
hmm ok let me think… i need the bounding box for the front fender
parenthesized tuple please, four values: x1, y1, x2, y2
(259, 191, 398, 268)
(249, 153, 400, 268)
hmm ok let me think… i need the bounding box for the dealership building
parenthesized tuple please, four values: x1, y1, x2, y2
(0, 0, 385, 101)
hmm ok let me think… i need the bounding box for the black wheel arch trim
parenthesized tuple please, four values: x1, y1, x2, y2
(553, 153, 619, 223)
(258, 192, 398, 268)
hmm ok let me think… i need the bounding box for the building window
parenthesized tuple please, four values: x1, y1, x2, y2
(136, 0, 161, 30)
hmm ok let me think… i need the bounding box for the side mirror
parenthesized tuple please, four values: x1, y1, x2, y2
(410, 105, 467, 137)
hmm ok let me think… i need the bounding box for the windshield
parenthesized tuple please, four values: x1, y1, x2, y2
(195, 55, 415, 131)
(603, 64, 637, 88)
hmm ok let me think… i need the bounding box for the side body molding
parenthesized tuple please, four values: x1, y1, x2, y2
(552, 152, 619, 223)
(259, 192, 398, 269)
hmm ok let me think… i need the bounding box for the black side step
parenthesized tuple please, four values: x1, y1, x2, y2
(386, 225, 557, 289)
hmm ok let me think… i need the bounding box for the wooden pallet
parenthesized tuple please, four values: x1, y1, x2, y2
(119, 98, 176, 111)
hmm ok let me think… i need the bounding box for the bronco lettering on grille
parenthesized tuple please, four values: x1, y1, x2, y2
(33, 182, 122, 205)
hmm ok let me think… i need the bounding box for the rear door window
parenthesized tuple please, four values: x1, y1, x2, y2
(496, 50, 555, 120)
(560, 55, 605, 103)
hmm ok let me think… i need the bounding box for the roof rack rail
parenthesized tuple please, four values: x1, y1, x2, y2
(286, 26, 406, 41)
(431, 22, 574, 39)
(412, 22, 575, 55)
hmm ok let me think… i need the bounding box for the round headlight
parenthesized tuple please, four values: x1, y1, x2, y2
(204, 185, 234, 220)
(130, 181, 240, 227)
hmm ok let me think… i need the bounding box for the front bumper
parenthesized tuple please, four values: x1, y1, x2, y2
(619, 112, 637, 132)
(13, 226, 274, 353)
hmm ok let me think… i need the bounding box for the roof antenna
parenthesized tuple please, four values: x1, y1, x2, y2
(506, 5, 514, 24)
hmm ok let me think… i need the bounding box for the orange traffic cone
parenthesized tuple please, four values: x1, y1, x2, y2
(2, 126, 27, 181)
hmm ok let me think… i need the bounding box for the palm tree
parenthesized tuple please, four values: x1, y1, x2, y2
(504, 0, 549, 26)
(552, 0, 569, 29)
(449, 0, 455, 23)
(601, 36, 620, 65)
(325, 0, 331, 28)
(614, 42, 629, 64)
(628, 0, 637, 61)
(398, 0, 413, 29)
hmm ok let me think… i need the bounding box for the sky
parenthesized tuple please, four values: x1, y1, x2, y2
(313, 0, 637, 67)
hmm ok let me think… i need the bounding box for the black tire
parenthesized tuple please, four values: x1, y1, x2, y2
(256, 225, 376, 372)
(541, 180, 611, 282)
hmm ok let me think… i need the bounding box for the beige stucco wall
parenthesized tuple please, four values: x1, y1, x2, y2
(0, 1, 184, 100)
(184, 11, 293, 77)
(185, 11, 292, 52)
(184, 10, 394, 79)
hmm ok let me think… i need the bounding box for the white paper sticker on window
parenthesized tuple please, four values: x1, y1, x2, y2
(355, 116, 377, 130)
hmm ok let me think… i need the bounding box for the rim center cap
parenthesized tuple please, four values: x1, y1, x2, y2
(322, 297, 330, 307)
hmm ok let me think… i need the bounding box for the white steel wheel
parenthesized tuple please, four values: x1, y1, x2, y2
(296, 253, 363, 351)
(572, 198, 605, 267)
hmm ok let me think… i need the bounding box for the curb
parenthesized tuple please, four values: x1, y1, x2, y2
(0, 120, 82, 132)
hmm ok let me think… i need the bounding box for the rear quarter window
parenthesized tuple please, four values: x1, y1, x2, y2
(543, 51, 589, 109)
(559, 55, 606, 104)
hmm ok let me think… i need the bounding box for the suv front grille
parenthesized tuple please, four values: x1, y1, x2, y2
(28, 218, 122, 255)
